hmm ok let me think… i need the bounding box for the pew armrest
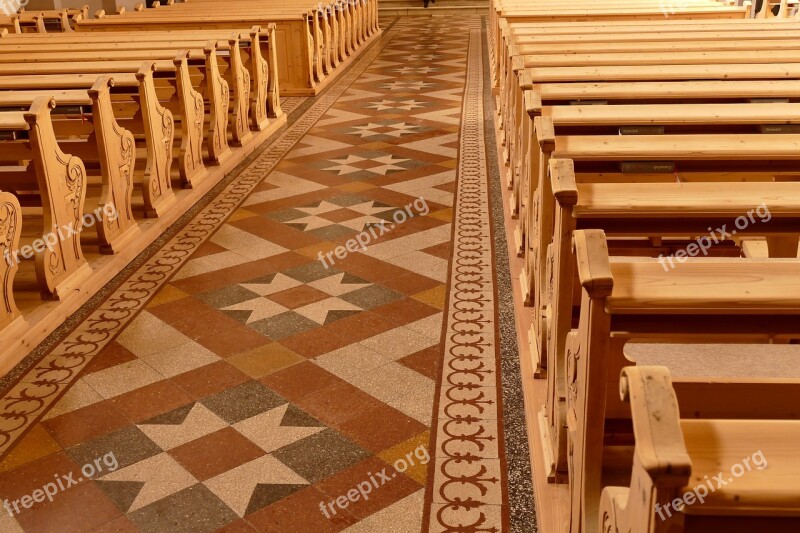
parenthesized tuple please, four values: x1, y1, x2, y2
(620, 366, 692, 485)
(573, 229, 613, 298)
(550, 159, 577, 207)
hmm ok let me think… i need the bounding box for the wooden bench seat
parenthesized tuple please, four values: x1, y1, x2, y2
(562, 229, 800, 532)
(601, 366, 800, 532)
(0, 97, 92, 300)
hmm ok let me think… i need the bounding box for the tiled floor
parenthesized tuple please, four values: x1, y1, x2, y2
(0, 15, 510, 533)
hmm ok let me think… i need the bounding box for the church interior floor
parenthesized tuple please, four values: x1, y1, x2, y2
(0, 15, 532, 533)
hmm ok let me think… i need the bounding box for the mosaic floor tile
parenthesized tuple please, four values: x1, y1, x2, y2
(0, 15, 511, 532)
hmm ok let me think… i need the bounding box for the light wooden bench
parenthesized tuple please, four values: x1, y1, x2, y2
(0, 189, 22, 332)
(0, 56, 209, 188)
(0, 78, 141, 255)
(0, 97, 92, 300)
(601, 365, 800, 533)
(76, 0, 380, 96)
(0, 67, 176, 219)
(0, 26, 284, 124)
(540, 158, 800, 480)
(566, 229, 800, 532)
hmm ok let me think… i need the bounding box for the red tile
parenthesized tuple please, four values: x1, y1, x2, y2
(321, 312, 396, 344)
(196, 326, 272, 358)
(246, 485, 357, 532)
(398, 346, 441, 380)
(267, 285, 330, 310)
(230, 217, 322, 250)
(82, 342, 137, 376)
(295, 381, 386, 427)
(169, 427, 265, 481)
(315, 456, 422, 520)
(370, 299, 439, 326)
(337, 404, 428, 454)
(380, 272, 442, 295)
(109, 379, 193, 423)
(171, 361, 251, 399)
(278, 328, 353, 358)
(41, 401, 129, 449)
(260, 362, 343, 402)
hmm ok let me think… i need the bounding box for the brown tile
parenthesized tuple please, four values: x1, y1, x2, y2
(259, 361, 342, 402)
(321, 312, 396, 344)
(380, 272, 442, 296)
(147, 296, 217, 327)
(278, 327, 353, 358)
(337, 403, 428, 454)
(169, 427, 265, 481)
(411, 285, 447, 310)
(171, 361, 251, 400)
(195, 325, 272, 358)
(61, 479, 124, 530)
(267, 285, 330, 309)
(192, 240, 228, 259)
(87, 515, 140, 532)
(216, 518, 258, 532)
(145, 284, 190, 309)
(422, 241, 452, 259)
(295, 380, 385, 427)
(109, 379, 193, 423)
(42, 401, 129, 449)
(231, 217, 323, 250)
(315, 456, 422, 520)
(170, 252, 309, 295)
(332, 254, 411, 284)
(319, 208, 362, 223)
(82, 342, 138, 376)
(370, 298, 439, 326)
(227, 343, 305, 378)
(0, 424, 61, 473)
(0, 451, 81, 499)
(245, 485, 357, 532)
(399, 346, 441, 380)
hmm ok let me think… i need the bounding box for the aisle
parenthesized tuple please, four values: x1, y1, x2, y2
(0, 16, 528, 532)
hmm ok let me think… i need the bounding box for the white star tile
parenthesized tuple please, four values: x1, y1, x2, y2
(137, 403, 229, 450)
(99, 453, 197, 512)
(233, 404, 324, 453)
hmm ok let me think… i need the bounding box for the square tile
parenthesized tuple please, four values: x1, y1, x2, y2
(66, 425, 161, 472)
(227, 344, 305, 378)
(337, 403, 428, 454)
(169, 427, 266, 481)
(128, 484, 238, 533)
(201, 382, 286, 424)
(259, 362, 344, 402)
(278, 327, 353, 358)
(245, 486, 357, 532)
(171, 362, 251, 400)
(282, 262, 341, 283)
(250, 312, 319, 340)
(42, 401, 130, 449)
(0, 424, 61, 473)
(338, 285, 404, 310)
(109, 379, 194, 423)
(267, 285, 331, 309)
(272, 430, 370, 484)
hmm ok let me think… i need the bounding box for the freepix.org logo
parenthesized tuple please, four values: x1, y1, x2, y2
(0, 0, 27, 16)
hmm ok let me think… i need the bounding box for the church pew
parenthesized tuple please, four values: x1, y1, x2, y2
(601, 366, 800, 533)
(76, 0, 380, 95)
(0, 190, 22, 331)
(0, 68, 176, 219)
(540, 159, 800, 481)
(0, 78, 140, 255)
(0, 26, 284, 123)
(0, 56, 213, 188)
(566, 229, 800, 532)
(0, 97, 92, 300)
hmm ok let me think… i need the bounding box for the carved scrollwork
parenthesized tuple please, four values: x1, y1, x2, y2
(566, 332, 581, 412)
(0, 196, 21, 320)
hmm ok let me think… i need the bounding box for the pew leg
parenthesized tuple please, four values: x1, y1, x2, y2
(136, 66, 176, 218)
(174, 56, 206, 187)
(205, 49, 232, 163)
(25, 97, 92, 300)
(89, 78, 140, 254)
(0, 192, 22, 329)
(766, 235, 799, 258)
(225, 43, 251, 146)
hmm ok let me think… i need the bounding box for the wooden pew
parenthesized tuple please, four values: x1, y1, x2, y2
(0, 189, 22, 331)
(76, 0, 380, 96)
(0, 77, 140, 255)
(540, 157, 800, 482)
(566, 229, 800, 532)
(601, 366, 800, 533)
(0, 67, 176, 219)
(0, 55, 214, 188)
(0, 97, 92, 300)
(0, 26, 284, 124)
